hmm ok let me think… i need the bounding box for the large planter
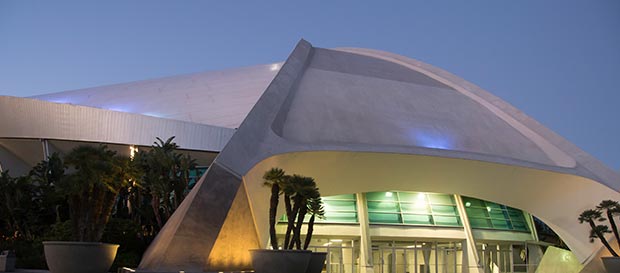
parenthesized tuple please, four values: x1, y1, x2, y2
(43, 241, 119, 273)
(305, 252, 327, 273)
(249, 249, 312, 273)
(602, 257, 620, 273)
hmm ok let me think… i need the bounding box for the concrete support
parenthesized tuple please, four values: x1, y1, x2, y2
(356, 193, 375, 273)
(41, 139, 49, 159)
(455, 195, 484, 273)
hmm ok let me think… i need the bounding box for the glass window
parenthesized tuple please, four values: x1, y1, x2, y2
(402, 214, 433, 225)
(366, 191, 461, 227)
(319, 194, 358, 223)
(462, 196, 530, 232)
(369, 212, 401, 224)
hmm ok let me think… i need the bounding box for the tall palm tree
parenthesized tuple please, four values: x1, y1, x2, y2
(597, 200, 620, 249)
(263, 168, 287, 249)
(579, 209, 618, 257)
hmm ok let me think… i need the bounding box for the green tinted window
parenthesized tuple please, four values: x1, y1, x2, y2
(369, 212, 401, 224)
(319, 194, 358, 223)
(366, 191, 461, 227)
(281, 194, 359, 223)
(434, 216, 461, 226)
(462, 196, 529, 232)
(403, 214, 433, 225)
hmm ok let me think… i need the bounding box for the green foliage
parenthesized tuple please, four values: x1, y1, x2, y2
(59, 145, 136, 242)
(133, 136, 196, 231)
(102, 218, 147, 271)
(0, 136, 197, 269)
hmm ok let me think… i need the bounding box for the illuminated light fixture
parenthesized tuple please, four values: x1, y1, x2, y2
(487, 207, 492, 212)
(385, 192, 393, 197)
(330, 239, 343, 242)
(270, 63, 280, 71)
(406, 244, 424, 248)
(465, 202, 471, 207)
(414, 192, 427, 208)
(417, 193, 425, 200)
(323, 242, 331, 246)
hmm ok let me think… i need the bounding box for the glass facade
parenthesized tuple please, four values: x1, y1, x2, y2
(462, 196, 529, 232)
(366, 191, 462, 227)
(320, 194, 358, 223)
(188, 166, 208, 189)
(275, 191, 540, 273)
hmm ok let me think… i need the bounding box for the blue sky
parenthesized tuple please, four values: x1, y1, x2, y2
(1, 1, 619, 170)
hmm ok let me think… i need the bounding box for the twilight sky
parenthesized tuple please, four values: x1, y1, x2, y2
(1, 1, 619, 170)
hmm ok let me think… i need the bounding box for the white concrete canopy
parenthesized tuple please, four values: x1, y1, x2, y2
(137, 40, 620, 272)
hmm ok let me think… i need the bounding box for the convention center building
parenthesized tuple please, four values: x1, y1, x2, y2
(0, 40, 618, 273)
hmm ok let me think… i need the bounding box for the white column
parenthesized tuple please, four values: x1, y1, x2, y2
(454, 195, 484, 273)
(41, 138, 50, 159)
(527, 213, 539, 242)
(356, 193, 375, 273)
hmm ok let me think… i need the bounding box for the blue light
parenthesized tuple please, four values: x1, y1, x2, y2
(107, 107, 130, 113)
(47, 98, 72, 104)
(408, 129, 454, 150)
(142, 112, 164, 118)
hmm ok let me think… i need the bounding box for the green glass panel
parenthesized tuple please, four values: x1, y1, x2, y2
(321, 212, 357, 223)
(367, 201, 400, 212)
(324, 200, 357, 211)
(488, 209, 506, 219)
(402, 214, 433, 225)
(397, 192, 425, 203)
(469, 218, 492, 229)
(491, 219, 511, 229)
(466, 208, 489, 218)
(400, 203, 431, 214)
(433, 216, 461, 226)
(462, 197, 485, 207)
(323, 194, 356, 201)
(511, 221, 529, 231)
(431, 205, 458, 216)
(486, 202, 503, 210)
(366, 192, 398, 202)
(428, 194, 455, 205)
(369, 212, 401, 224)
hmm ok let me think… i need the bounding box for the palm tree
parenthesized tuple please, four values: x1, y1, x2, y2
(60, 145, 136, 242)
(579, 209, 618, 257)
(597, 200, 620, 249)
(303, 195, 325, 250)
(263, 168, 287, 250)
(286, 175, 318, 250)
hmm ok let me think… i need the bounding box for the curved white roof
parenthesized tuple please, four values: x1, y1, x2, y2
(139, 40, 620, 272)
(32, 63, 281, 129)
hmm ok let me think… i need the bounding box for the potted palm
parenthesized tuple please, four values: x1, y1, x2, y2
(250, 168, 326, 273)
(43, 145, 136, 273)
(578, 200, 620, 273)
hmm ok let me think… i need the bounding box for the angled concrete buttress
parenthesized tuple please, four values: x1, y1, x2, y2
(138, 40, 620, 272)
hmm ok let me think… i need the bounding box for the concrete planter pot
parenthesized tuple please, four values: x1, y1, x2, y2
(602, 257, 620, 273)
(249, 249, 312, 273)
(43, 241, 119, 273)
(305, 252, 327, 273)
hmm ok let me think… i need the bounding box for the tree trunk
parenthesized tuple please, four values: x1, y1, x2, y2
(303, 215, 315, 250)
(590, 220, 619, 257)
(293, 202, 308, 250)
(284, 195, 298, 249)
(607, 211, 620, 250)
(268, 183, 280, 250)
(152, 194, 162, 229)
